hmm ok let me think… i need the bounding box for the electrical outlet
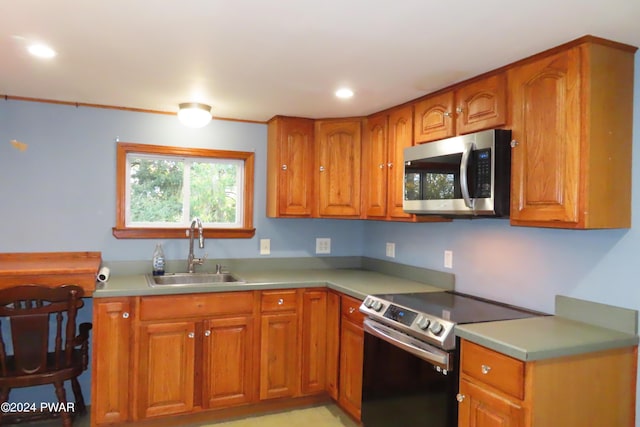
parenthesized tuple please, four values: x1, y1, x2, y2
(260, 239, 271, 255)
(386, 242, 396, 258)
(444, 250, 453, 269)
(316, 238, 331, 254)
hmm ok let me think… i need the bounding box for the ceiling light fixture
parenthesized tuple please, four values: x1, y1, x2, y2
(335, 88, 354, 99)
(177, 102, 212, 128)
(27, 43, 56, 59)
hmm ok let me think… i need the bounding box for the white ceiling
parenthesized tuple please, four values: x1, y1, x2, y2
(1, 1, 639, 123)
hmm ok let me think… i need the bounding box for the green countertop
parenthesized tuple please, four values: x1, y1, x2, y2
(455, 316, 639, 361)
(94, 268, 446, 300)
(94, 263, 638, 362)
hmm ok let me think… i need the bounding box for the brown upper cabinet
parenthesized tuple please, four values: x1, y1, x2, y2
(386, 106, 415, 219)
(362, 112, 390, 218)
(362, 105, 448, 222)
(362, 106, 416, 220)
(414, 73, 507, 144)
(509, 39, 635, 229)
(265, 36, 635, 229)
(315, 118, 362, 217)
(267, 116, 315, 217)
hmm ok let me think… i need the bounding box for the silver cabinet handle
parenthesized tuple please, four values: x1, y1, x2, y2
(278, 298, 284, 305)
(387, 162, 393, 169)
(456, 107, 464, 114)
(481, 364, 492, 375)
(204, 330, 211, 337)
(510, 139, 518, 148)
(319, 166, 325, 172)
(122, 312, 130, 319)
(443, 111, 451, 118)
(456, 393, 465, 403)
(379, 163, 385, 169)
(188, 332, 195, 339)
(349, 307, 356, 314)
(281, 164, 287, 171)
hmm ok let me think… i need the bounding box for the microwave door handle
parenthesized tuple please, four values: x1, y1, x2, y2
(460, 143, 475, 210)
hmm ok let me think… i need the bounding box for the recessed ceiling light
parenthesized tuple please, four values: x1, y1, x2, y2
(335, 88, 354, 99)
(27, 43, 56, 59)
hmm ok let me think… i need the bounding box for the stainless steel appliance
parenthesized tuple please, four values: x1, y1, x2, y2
(359, 291, 543, 427)
(403, 129, 512, 217)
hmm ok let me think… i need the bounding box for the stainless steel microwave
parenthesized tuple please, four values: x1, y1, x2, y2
(403, 129, 512, 217)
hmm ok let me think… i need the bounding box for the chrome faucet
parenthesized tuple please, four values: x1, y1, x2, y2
(187, 217, 206, 273)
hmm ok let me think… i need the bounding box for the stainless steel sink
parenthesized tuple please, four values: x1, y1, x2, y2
(145, 272, 246, 287)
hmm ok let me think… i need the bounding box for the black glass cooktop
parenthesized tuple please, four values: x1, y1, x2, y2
(374, 291, 545, 324)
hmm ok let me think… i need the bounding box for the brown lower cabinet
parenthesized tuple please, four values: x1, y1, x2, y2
(91, 297, 132, 425)
(204, 316, 256, 408)
(300, 289, 328, 395)
(91, 288, 342, 426)
(458, 339, 638, 427)
(259, 289, 299, 399)
(93, 292, 637, 427)
(133, 292, 256, 419)
(136, 320, 196, 418)
(325, 291, 341, 400)
(337, 294, 365, 421)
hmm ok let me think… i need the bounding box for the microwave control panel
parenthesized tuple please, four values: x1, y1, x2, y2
(474, 149, 492, 198)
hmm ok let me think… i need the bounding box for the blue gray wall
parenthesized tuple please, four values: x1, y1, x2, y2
(0, 52, 638, 419)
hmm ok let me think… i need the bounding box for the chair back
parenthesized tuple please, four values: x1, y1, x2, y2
(0, 285, 84, 377)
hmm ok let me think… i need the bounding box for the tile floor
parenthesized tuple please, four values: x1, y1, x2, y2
(19, 404, 358, 427)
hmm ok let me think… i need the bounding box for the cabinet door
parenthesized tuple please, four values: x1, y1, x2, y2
(259, 312, 299, 399)
(362, 113, 389, 218)
(267, 117, 315, 217)
(338, 318, 364, 421)
(387, 105, 414, 219)
(136, 321, 196, 419)
(456, 73, 507, 135)
(203, 316, 256, 408)
(315, 119, 362, 217)
(92, 298, 132, 425)
(414, 91, 455, 143)
(509, 48, 581, 225)
(325, 291, 341, 400)
(458, 378, 525, 427)
(300, 289, 328, 395)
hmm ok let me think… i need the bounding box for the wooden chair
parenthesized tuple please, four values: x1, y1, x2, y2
(0, 285, 91, 426)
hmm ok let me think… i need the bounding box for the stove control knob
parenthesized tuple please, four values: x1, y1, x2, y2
(416, 316, 431, 330)
(430, 321, 444, 336)
(364, 298, 374, 308)
(372, 301, 384, 312)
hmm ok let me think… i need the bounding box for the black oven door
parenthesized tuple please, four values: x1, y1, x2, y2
(362, 320, 458, 427)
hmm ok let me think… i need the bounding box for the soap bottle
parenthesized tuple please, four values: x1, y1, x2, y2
(152, 243, 165, 276)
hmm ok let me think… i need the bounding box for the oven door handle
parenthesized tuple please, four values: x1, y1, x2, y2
(363, 319, 451, 371)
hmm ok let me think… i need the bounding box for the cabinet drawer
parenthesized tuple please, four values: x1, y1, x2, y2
(139, 291, 253, 321)
(261, 290, 298, 312)
(341, 295, 364, 326)
(461, 340, 525, 400)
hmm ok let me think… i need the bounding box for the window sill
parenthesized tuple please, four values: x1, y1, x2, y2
(112, 227, 256, 239)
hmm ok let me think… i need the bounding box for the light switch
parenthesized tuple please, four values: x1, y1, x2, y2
(260, 239, 271, 255)
(444, 250, 453, 269)
(386, 242, 396, 258)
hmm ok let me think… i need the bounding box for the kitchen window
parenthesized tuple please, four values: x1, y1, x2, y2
(113, 142, 255, 239)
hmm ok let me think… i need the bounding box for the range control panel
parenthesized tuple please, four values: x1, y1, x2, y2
(359, 295, 457, 350)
